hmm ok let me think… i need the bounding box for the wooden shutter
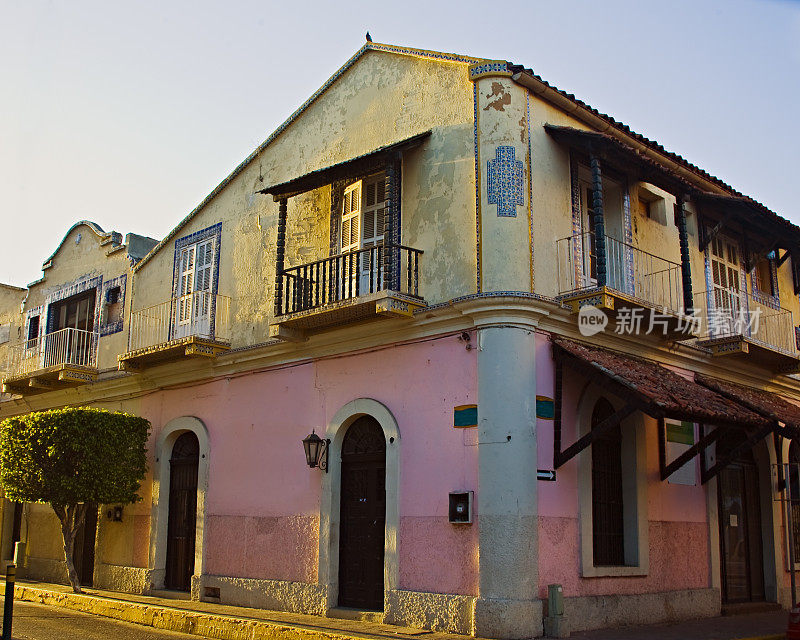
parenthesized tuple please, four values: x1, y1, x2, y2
(178, 246, 195, 323)
(361, 175, 386, 249)
(194, 239, 214, 318)
(341, 182, 361, 254)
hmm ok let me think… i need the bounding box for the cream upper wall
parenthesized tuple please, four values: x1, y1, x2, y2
(0, 286, 26, 383)
(21, 224, 134, 372)
(131, 49, 477, 346)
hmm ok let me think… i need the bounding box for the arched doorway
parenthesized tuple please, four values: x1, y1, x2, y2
(165, 432, 199, 591)
(338, 416, 386, 610)
(717, 430, 765, 603)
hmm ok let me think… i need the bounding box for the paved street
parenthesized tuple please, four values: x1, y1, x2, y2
(2, 599, 199, 640)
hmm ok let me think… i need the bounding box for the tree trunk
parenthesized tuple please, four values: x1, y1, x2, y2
(52, 503, 86, 594)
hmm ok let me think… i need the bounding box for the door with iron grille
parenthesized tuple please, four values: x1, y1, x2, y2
(165, 432, 199, 591)
(718, 432, 765, 603)
(338, 416, 386, 610)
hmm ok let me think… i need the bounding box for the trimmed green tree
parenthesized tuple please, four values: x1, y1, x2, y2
(0, 408, 149, 593)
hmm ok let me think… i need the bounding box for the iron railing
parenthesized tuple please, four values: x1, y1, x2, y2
(128, 292, 231, 351)
(693, 289, 796, 354)
(277, 244, 423, 316)
(6, 327, 98, 378)
(556, 232, 683, 314)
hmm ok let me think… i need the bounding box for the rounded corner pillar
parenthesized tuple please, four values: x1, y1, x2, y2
(470, 61, 534, 295)
(473, 319, 541, 638)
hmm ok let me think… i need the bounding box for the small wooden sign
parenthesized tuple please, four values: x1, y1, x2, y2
(454, 404, 478, 428)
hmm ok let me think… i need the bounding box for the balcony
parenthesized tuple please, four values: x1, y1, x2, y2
(556, 232, 688, 337)
(2, 328, 99, 395)
(270, 244, 425, 341)
(118, 292, 231, 370)
(692, 290, 800, 371)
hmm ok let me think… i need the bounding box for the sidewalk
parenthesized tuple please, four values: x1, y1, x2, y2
(11, 579, 790, 640)
(13, 580, 477, 640)
(572, 609, 786, 640)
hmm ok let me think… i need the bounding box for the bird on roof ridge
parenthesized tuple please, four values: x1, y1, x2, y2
(366, 31, 372, 42)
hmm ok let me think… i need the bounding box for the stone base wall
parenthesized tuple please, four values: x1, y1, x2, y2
(199, 574, 327, 616)
(384, 589, 475, 636)
(94, 564, 151, 594)
(25, 557, 67, 585)
(560, 587, 720, 633)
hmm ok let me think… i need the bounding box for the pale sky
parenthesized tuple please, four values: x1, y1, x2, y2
(1, 0, 798, 286)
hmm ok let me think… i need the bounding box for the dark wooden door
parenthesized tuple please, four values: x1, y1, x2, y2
(165, 432, 199, 592)
(338, 416, 386, 610)
(718, 434, 765, 603)
(73, 503, 97, 587)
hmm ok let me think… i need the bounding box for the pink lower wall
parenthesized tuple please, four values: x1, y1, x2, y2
(534, 332, 710, 598)
(132, 333, 479, 594)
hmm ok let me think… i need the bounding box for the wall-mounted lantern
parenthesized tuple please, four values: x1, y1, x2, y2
(302, 431, 330, 472)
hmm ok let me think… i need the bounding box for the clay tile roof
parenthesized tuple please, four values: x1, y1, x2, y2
(695, 375, 800, 431)
(552, 337, 769, 428)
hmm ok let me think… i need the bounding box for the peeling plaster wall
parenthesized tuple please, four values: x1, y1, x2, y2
(475, 77, 532, 293)
(0, 285, 26, 393)
(131, 50, 477, 347)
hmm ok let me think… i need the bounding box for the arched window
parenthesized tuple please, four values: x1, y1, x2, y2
(591, 398, 624, 566)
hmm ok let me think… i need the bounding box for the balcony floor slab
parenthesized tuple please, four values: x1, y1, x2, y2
(271, 291, 426, 341)
(559, 286, 692, 340)
(2, 364, 99, 395)
(119, 336, 231, 371)
(696, 335, 800, 372)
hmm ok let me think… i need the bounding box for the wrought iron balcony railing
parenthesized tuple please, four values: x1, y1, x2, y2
(6, 327, 98, 378)
(277, 244, 422, 316)
(128, 292, 231, 352)
(556, 232, 683, 314)
(693, 289, 797, 356)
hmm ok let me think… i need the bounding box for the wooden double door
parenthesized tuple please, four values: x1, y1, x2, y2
(338, 416, 386, 610)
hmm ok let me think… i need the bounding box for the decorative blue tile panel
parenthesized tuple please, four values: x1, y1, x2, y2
(487, 146, 524, 218)
(171, 223, 222, 340)
(570, 155, 583, 287)
(99, 274, 127, 337)
(622, 188, 634, 295)
(469, 61, 510, 80)
(473, 83, 482, 293)
(526, 93, 534, 291)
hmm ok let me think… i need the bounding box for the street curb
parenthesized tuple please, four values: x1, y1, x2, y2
(13, 584, 392, 640)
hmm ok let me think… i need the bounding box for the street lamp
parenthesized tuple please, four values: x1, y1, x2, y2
(302, 431, 330, 472)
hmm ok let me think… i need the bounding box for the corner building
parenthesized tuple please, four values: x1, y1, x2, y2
(2, 43, 800, 638)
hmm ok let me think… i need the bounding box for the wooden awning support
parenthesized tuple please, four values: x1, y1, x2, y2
(700, 422, 782, 484)
(657, 419, 722, 482)
(555, 402, 637, 469)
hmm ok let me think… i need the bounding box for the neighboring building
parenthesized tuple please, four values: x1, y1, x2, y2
(0, 221, 156, 585)
(1, 42, 800, 638)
